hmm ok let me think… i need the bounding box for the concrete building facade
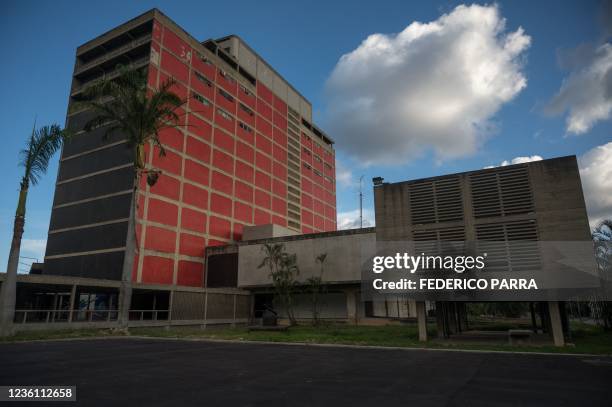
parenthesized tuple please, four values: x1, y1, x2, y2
(43, 9, 337, 287)
(372, 155, 593, 344)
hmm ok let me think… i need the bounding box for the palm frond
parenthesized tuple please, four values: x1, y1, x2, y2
(19, 124, 69, 186)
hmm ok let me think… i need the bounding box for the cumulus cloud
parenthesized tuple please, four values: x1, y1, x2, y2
(335, 160, 354, 187)
(21, 239, 46, 258)
(326, 4, 530, 166)
(578, 142, 612, 227)
(546, 43, 612, 134)
(484, 155, 543, 168)
(337, 209, 375, 230)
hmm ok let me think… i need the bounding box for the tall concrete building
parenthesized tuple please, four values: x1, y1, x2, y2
(43, 9, 337, 287)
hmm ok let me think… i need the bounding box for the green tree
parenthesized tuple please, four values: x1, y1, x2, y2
(0, 124, 70, 336)
(258, 243, 300, 325)
(592, 220, 612, 328)
(305, 253, 327, 325)
(79, 66, 185, 327)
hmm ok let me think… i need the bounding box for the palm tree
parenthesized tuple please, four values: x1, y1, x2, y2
(592, 220, 612, 328)
(0, 124, 70, 336)
(258, 243, 300, 325)
(80, 66, 185, 328)
(306, 253, 327, 325)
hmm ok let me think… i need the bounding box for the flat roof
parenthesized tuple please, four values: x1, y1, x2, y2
(375, 155, 577, 187)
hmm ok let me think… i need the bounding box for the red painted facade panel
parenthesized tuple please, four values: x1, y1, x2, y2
(255, 170, 271, 190)
(234, 201, 252, 223)
(160, 50, 189, 84)
(177, 260, 203, 287)
(213, 128, 235, 154)
(272, 197, 286, 215)
(181, 207, 207, 233)
(210, 193, 232, 217)
(236, 141, 254, 164)
(254, 208, 270, 224)
(182, 183, 208, 209)
(184, 159, 210, 186)
(148, 198, 179, 227)
(144, 226, 176, 253)
(257, 82, 274, 105)
(254, 189, 271, 209)
(234, 180, 253, 202)
(235, 161, 254, 183)
(209, 216, 231, 239)
(141, 256, 174, 285)
(212, 149, 233, 175)
(185, 135, 211, 163)
(149, 174, 180, 201)
(179, 232, 206, 257)
(211, 170, 233, 195)
(152, 146, 182, 176)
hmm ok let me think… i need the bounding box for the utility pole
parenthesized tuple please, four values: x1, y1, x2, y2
(359, 175, 364, 228)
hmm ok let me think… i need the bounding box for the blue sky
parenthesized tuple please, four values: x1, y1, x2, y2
(1, 0, 610, 272)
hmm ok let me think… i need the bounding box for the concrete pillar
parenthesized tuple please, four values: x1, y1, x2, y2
(68, 284, 77, 323)
(548, 301, 565, 347)
(416, 301, 428, 342)
(345, 289, 358, 325)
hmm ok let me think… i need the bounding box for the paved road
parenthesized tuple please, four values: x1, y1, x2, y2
(1, 338, 611, 406)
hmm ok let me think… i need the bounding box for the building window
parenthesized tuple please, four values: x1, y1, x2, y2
(239, 84, 252, 97)
(219, 69, 236, 84)
(194, 71, 212, 87)
(197, 52, 213, 65)
(313, 169, 322, 177)
(324, 162, 333, 170)
(303, 147, 311, 156)
(239, 102, 254, 117)
(217, 108, 232, 121)
(192, 92, 211, 106)
(303, 163, 312, 170)
(314, 155, 322, 163)
(218, 88, 234, 102)
(239, 121, 252, 133)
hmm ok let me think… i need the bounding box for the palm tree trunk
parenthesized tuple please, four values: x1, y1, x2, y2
(117, 185, 137, 328)
(0, 186, 28, 337)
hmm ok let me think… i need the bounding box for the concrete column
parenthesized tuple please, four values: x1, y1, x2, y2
(416, 301, 428, 342)
(68, 284, 77, 323)
(548, 301, 565, 347)
(345, 289, 358, 325)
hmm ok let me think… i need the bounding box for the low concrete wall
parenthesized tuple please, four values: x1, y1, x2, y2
(237, 230, 376, 288)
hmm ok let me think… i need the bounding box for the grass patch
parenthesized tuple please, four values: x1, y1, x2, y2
(0, 328, 126, 343)
(129, 323, 612, 355)
(3, 322, 610, 355)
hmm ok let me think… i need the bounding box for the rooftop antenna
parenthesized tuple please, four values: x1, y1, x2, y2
(359, 175, 364, 228)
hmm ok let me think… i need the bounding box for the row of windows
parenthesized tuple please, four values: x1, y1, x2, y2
(303, 162, 334, 185)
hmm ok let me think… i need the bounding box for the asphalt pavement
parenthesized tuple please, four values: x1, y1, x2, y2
(1, 337, 611, 406)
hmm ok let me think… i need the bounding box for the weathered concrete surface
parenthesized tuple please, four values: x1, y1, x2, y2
(1, 338, 611, 406)
(237, 229, 376, 288)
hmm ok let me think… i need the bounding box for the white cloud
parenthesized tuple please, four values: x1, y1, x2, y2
(546, 43, 612, 134)
(578, 142, 612, 228)
(326, 4, 530, 166)
(20, 239, 46, 259)
(485, 155, 543, 168)
(337, 209, 375, 230)
(335, 160, 354, 187)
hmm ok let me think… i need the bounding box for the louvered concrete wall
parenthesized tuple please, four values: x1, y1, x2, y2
(374, 155, 591, 250)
